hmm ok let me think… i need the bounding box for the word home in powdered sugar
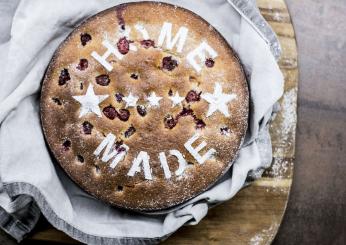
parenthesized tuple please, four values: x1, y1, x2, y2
(91, 22, 218, 73)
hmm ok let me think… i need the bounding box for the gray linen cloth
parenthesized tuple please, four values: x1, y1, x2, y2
(0, 0, 284, 244)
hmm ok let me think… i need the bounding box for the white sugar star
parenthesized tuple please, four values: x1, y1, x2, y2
(123, 93, 139, 108)
(169, 91, 185, 108)
(72, 84, 109, 118)
(147, 92, 162, 107)
(201, 82, 237, 118)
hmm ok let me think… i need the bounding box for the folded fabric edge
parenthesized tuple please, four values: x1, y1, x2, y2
(228, 0, 282, 60)
(0, 205, 37, 242)
(3, 182, 165, 244)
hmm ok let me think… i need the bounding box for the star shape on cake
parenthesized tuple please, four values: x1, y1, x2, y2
(169, 91, 185, 108)
(72, 84, 109, 118)
(123, 93, 139, 108)
(147, 92, 162, 107)
(201, 82, 237, 118)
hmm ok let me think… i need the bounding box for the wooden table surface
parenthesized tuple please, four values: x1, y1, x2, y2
(0, 0, 345, 244)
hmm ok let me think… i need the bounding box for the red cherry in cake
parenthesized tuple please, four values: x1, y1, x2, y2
(137, 105, 147, 117)
(80, 33, 92, 46)
(103, 105, 117, 120)
(117, 37, 130, 55)
(140, 39, 155, 49)
(96, 74, 111, 86)
(77, 58, 88, 71)
(205, 58, 215, 68)
(58, 68, 70, 86)
(118, 109, 130, 121)
(162, 56, 178, 71)
(82, 121, 93, 134)
(185, 90, 201, 102)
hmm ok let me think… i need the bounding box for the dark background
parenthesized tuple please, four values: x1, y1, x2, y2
(273, 0, 346, 244)
(0, 0, 345, 244)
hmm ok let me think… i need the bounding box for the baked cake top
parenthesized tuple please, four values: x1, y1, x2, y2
(40, 2, 249, 211)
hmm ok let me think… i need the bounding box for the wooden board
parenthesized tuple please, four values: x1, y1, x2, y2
(27, 0, 298, 244)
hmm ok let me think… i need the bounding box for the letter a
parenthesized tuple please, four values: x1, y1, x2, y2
(128, 151, 153, 180)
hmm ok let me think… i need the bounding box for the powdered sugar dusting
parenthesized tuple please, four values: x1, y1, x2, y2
(250, 224, 278, 245)
(271, 87, 297, 158)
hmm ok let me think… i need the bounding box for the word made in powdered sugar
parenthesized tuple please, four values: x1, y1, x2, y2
(93, 132, 216, 180)
(91, 22, 218, 73)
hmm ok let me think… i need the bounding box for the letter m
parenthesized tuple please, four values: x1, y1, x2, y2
(158, 22, 189, 53)
(93, 133, 128, 168)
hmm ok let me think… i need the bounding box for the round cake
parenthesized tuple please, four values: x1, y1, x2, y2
(40, 2, 249, 211)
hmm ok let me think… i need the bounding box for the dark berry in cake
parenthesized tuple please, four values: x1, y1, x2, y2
(185, 90, 201, 102)
(77, 58, 88, 71)
(96, 74, 110, 86)
(116, 8, 126, 30)
(58, 68, 70, 86)
(162, 56, 178, 71)
(177, 107, 193, 119)
(82, 121, 93, 134)
(118, 109, 130, 121)
(103, 105, 117, 120)
(124, 126, 136, 138)
(195, 119, 206, 129)
(80, 33, 92, 46)
(117, 147, 126, 153)
(137, 105, 147, 117)
(115, 93, 124, 102)
(164, 115, 177, 129)
(114, 140, 124, 150)
(140, 39, 155, 49)
(205, 58, 215, 68)
(77, 155, 84, 163)
(52, 97, 62, 105)
(220, 127, 231, 135)
(117, 37, 130, 55)
(130, 73, 138, 80)
(62, 140, 71, 151)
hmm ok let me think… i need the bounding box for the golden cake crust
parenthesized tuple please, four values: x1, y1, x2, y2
(40, 2, 249, 211)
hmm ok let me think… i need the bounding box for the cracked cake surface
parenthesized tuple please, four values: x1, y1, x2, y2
(40, 2, 249, 211)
